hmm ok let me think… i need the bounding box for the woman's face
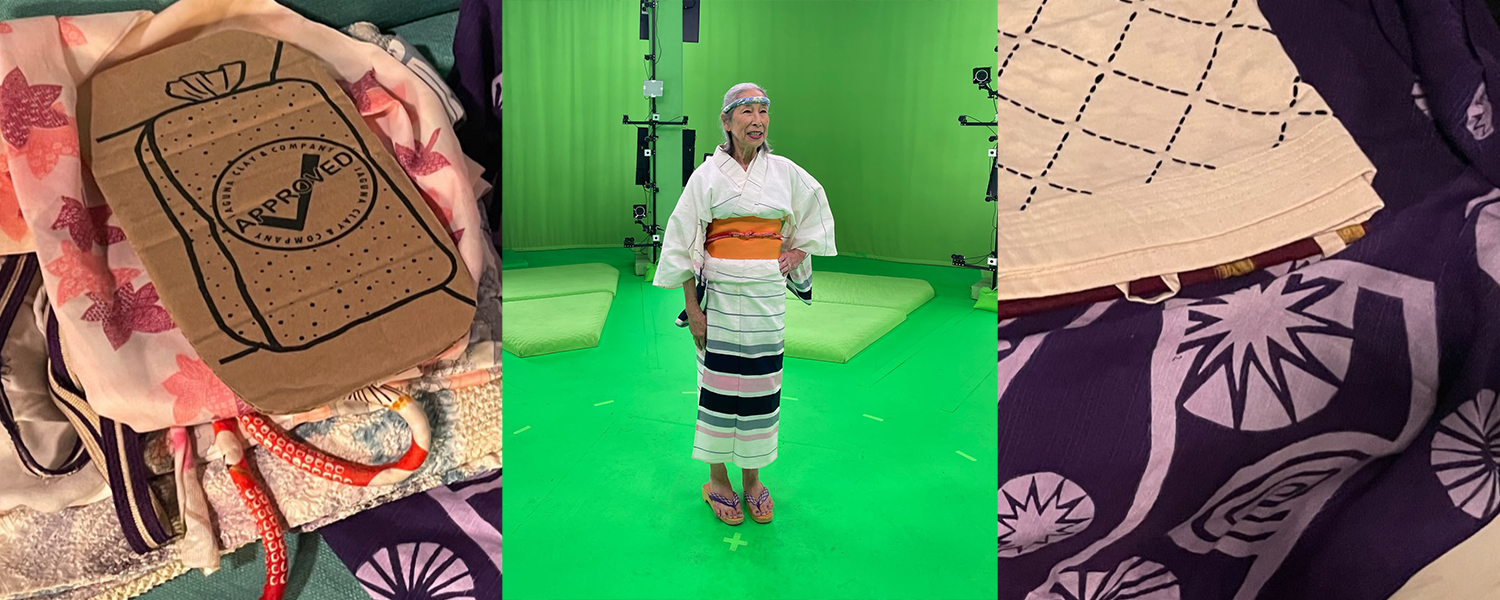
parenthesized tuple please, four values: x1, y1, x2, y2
(722, 88, 769, 151)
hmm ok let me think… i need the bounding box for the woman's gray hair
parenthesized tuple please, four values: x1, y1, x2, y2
(719, 82, 772, 155)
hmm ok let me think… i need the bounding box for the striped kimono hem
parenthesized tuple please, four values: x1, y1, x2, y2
(689, 273, 789, 469)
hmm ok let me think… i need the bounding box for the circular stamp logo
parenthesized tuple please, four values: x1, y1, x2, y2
(213, 137, 377, 250)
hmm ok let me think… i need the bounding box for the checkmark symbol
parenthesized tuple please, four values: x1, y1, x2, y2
(258, 153, 318, 231)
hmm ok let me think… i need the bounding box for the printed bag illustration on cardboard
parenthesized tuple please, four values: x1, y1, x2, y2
(87, 31, 476, 415)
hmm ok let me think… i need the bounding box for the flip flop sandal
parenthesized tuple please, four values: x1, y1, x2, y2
(702, 482, 744, 525)
(745, 487, 773, 524)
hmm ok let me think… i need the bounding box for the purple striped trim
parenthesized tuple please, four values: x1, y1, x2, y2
(45, 309, 174, 554)
(708, 490, 741, 510)
(0, 255, 87, 476)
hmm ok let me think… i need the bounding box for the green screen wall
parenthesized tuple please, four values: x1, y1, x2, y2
(503, 0, 996, 266)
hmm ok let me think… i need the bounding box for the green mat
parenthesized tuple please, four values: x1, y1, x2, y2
(786, 271, 935, 314)
(506, 263, 619, 301)
(784, 300, 905, 364)
(780, 271, 934, 362)
(504, 292, 616, 357)
(502, 249, 530, 269)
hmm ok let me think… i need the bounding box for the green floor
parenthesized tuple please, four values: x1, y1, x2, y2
(504, 248, 998, 600)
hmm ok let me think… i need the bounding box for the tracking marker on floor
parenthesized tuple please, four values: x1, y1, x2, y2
(513, 426, 532, 435)
(955, 450, 976, 462)
(863, 414, 884, 422)
(595, 400, 616, 406)
(723, 532, 748, 551)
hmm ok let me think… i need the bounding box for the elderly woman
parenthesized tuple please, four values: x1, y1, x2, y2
(653, 83, 837, 526)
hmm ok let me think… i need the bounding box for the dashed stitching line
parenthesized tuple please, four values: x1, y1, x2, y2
(996, 161, 1035, 180)
(1193, 31, 1224, 94)
(1075, 73, 1107, 122)
(1202, 97, 1331, 117)
(1042, 130, 1071, 175)
(1147, 7, 1216, 27)
(1106, 11, 1138, 63)
(1023, 0, 1050, 34)
(999, 41, 1023, 78)
(1170, 157, 1216, 169)
(1024, 8, 1136, 210)
(1079, 126, 1158, 154)
(1030, 37, 1102, 67)
(1048, 182, 1092, 194)
(1112, 70, 1191, 97)
(1229, 22, 1272, 33)
(1203, 98, 1283, 116)
(1147, 1, 1235, 183)
(997, 91, 1068, 125)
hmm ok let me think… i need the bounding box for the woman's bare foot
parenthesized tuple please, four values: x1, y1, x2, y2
(706, 463, 743, 523)
(742, 468, 774, 521)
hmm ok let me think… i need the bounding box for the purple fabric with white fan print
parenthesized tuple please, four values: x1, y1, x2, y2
(1001, 173, 1500, 599)
(320, 470, 501, 599)
(1000, 1, 1500, 597)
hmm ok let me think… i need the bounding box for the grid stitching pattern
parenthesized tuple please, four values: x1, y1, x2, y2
(996, 0, 1331, 211)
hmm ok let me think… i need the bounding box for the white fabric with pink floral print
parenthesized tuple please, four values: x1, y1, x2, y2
(0, 0, 492, 432)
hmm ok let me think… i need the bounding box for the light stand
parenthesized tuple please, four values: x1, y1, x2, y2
(623, 0, 689, 268)
(955, 64, 1001, 294)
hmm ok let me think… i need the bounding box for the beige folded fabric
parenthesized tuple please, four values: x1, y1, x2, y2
(0, 381, 501, 600)
(994, 0, 1383, 300)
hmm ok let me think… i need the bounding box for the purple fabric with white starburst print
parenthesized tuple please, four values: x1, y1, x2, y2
(999, 2, 1500, 598)
(319, 470, 501, 600)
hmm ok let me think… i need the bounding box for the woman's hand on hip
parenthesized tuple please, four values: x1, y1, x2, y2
(779, 248, 807, 276)
(687, 309, 708, 351)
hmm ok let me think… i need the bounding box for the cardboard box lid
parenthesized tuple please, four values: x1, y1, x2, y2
(86, 30, 477, 414)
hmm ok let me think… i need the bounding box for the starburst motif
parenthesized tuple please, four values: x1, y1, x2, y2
(1173, 274, 1355, 431)
(1048, 557, 1180, 600)
(999, 472, 1095, 557)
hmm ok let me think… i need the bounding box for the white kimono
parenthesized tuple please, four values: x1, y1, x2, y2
(653, 147, 836, 468)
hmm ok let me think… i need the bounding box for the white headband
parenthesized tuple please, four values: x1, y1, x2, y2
(722, 96, 770, 114)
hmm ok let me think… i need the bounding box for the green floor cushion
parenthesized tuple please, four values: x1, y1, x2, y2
(787, 272, 935, 314)
(501, 249, 530, 269)
(785, 300, 906, 363)
(504, 292, 615, 357)
(505, 263, 619, 302)
(973, 286, 998, 312)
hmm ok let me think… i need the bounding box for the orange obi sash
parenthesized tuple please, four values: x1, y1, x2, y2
(705, 217, 784, 259)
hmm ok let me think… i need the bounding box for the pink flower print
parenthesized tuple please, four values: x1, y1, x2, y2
(343, 70, 396, 115)
(164, 354, 250, 424)
(51, 196, 124, 251)
(393, 129, 451, 177)
(0, 158, 27, 242)
(19, 115, 78, 177)
(0, 68, 67, 149)
(45, 241, 140, 304)
(418, 187, 463, 243)
(58, 17, 85, 47)
(80, 281, 175, 349)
